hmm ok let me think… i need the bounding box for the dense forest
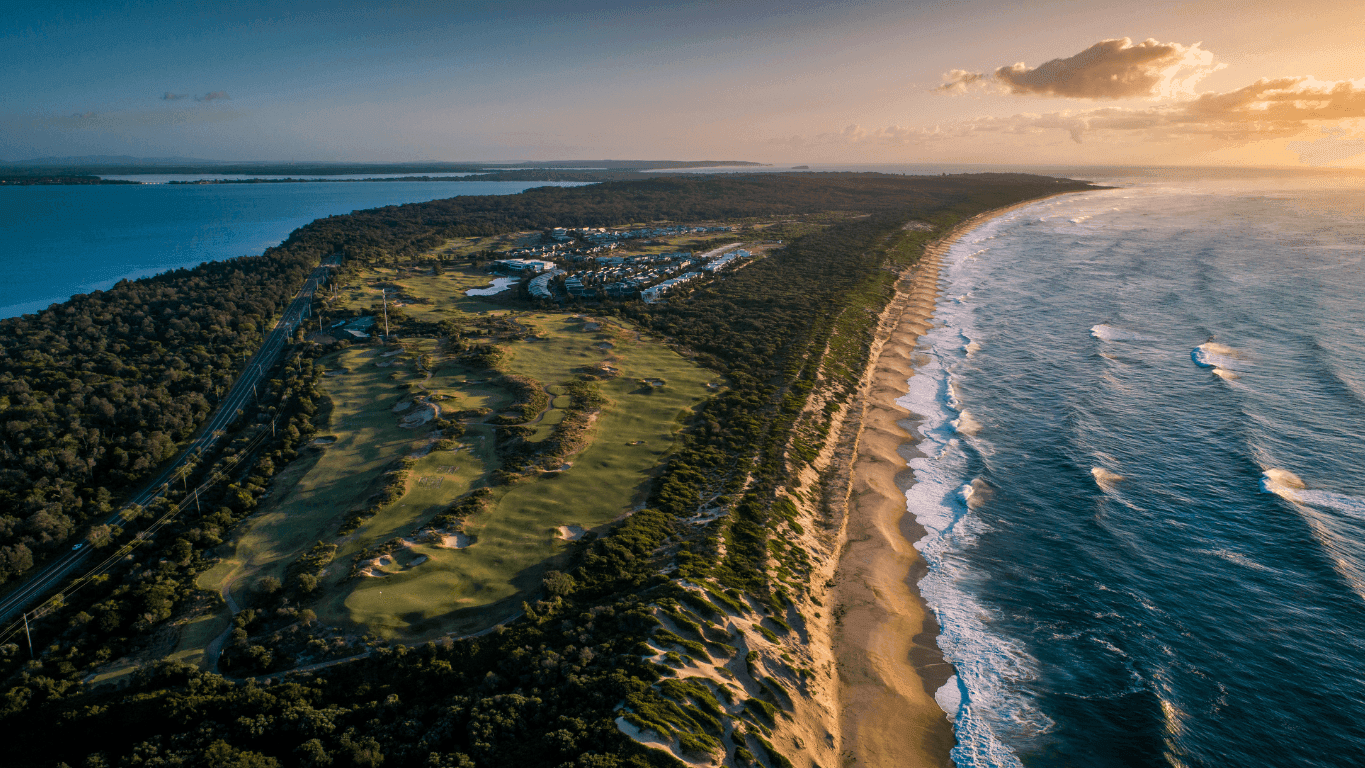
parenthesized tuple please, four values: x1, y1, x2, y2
(0, 172, 1094, 767)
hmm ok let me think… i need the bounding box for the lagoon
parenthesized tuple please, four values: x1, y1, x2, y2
(0, 180, 586, 318)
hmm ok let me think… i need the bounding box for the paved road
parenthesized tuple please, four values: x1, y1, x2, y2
(0, 257, 340, 626)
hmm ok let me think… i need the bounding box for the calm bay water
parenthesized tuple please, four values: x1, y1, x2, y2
(0, 180, 586, 318)
(907, 178, 1365, 766)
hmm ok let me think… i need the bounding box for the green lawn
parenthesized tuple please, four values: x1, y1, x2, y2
(334, 314, 713, 638)
(181, 304, 715, 653)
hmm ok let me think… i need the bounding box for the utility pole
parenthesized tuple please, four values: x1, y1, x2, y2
(382, 288, 391, 340)
(23, 612, 33, 659)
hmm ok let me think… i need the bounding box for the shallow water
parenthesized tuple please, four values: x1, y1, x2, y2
(0, 180, 586, 318)
(902, 178, 1365, 767)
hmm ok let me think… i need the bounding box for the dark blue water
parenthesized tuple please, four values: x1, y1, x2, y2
(0, 180, 586, 318)
(904, 180, 1365, 767)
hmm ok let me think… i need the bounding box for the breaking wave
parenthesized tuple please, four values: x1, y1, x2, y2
(1091, 467, 1127, 492)
(1262, 468, 1365, 518)
(1191, 342, 1245, 370)
(1090, 324, 1156, 343)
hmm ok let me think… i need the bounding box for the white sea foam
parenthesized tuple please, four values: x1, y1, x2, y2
(964, 478, 993, 510)
(1090, 323, 1157, 343)
(1191, 341, 1246, 370)
(955, 410, 983, 436)
(936, 675, 964, 722)
(1262, 468, 1365, 517)
(897, 214, 1049, 767)
(1091, 467, 1126, 491)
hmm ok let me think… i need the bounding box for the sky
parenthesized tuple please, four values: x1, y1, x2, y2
(5, 0, 1365, 167)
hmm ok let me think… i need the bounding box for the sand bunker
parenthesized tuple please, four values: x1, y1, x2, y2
(557, 524, 586, 541)
(382, 349, 404, 357)
(311, 435, 337, 445)
(400, 401, 439, 428)
(437, 532, 471, 549)
(392, 400, 413, 413)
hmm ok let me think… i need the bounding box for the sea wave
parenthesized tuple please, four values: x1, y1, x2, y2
(1191, 341, 1246, 370)
(955, 410, 983, 436)
(1262, 468, 1365, 518)
(1090, 323, 1157, 343)
(899, 230, 1047, 767)
(1091, 467, 1126, 492)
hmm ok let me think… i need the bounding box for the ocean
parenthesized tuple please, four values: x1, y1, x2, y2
(905, 177, 1365, 766)
(0, 180, 587, 319)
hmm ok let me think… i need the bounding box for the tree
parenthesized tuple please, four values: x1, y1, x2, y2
(543, 571, 576, 597)
(256, 575, 282, 595)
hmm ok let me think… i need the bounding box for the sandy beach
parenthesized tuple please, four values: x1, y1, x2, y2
(831, 202, 1046, 768)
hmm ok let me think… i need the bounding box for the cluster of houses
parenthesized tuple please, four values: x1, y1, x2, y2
(559, 224, 733, 244)
(500, 241, 617, 263)
(493, 224, 733, 270)
(474, 225, 751, 303)
(552, 246, 751, 302)
(489, 258, 557, 274)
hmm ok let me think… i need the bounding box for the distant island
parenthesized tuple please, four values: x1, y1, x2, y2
(0, 157, 768, 183)
(0, 174, 138, 185)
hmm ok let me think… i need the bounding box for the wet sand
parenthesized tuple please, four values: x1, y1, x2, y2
(833, 203, 1045, 767)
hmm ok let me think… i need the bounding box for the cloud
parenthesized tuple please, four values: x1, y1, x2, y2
(928, 76, 1365, 145)
(1286, 126, 1365, 166)
(44, 107, 243, 130)
(162, 92, 189, 101)
(937, 69, 990, 94)
(195, 91, 231, 102)
(787, 76, 1365, 157)
(941, 38, 1223, 100)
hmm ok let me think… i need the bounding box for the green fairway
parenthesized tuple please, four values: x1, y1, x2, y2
(335, 314, 714, 638)
(186, 302, 715, 651)
(193, 340, 496, 648)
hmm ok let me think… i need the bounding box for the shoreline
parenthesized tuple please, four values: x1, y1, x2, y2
(830, 200, 1052, 768)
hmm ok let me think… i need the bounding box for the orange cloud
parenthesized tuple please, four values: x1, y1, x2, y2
(1287, 127, 1365, 166)
(927, 76, 1365, 145)
(941, 38, 1223, 100)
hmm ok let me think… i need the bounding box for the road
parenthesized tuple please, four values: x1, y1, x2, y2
(0, 256, 340, 626)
